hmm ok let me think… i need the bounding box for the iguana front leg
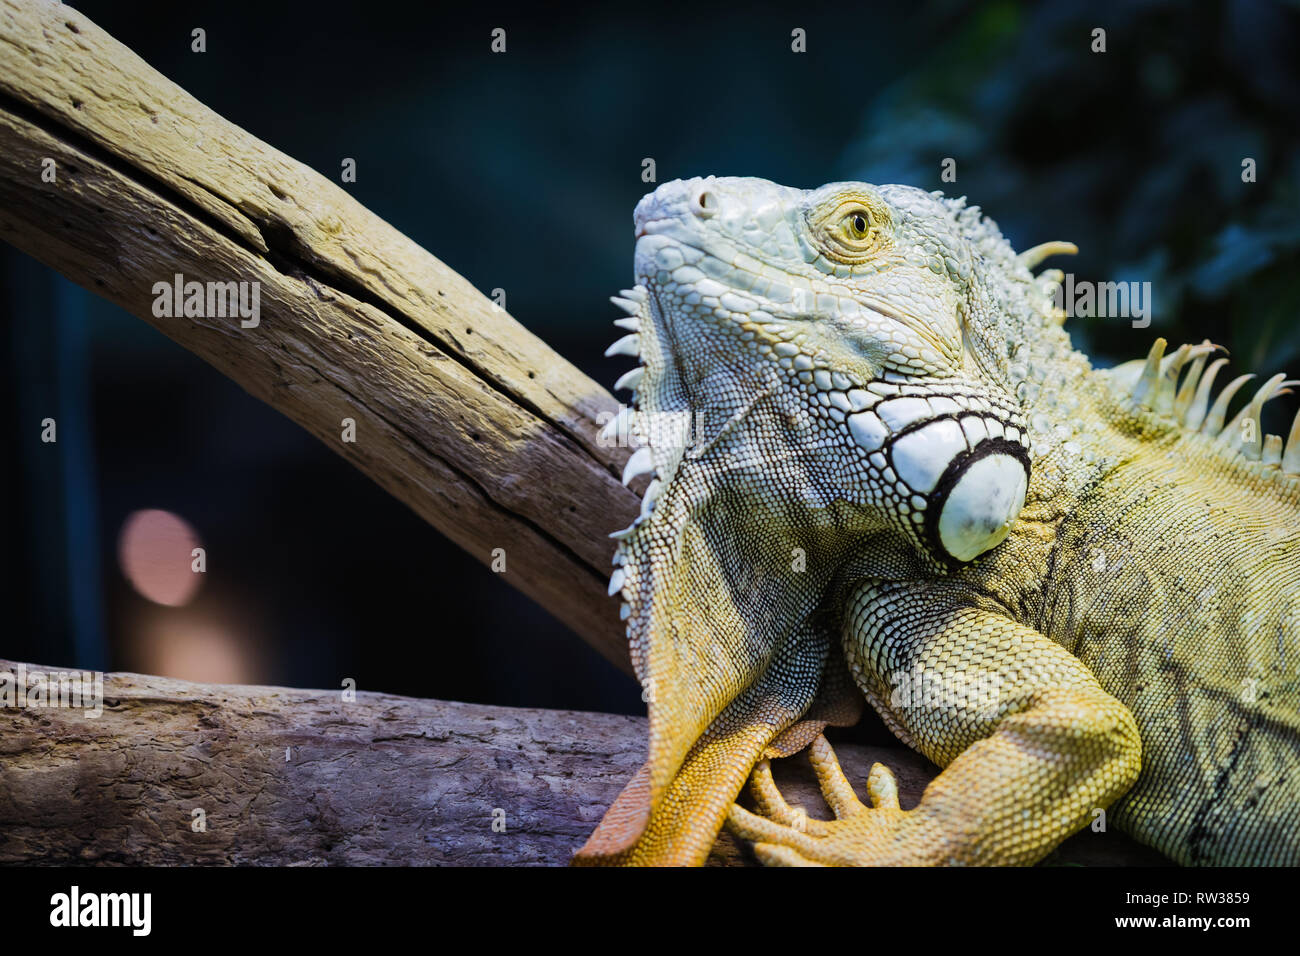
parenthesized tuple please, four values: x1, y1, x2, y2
(727, 580, 1142, 865)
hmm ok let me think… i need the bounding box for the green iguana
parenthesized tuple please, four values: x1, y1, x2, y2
(573, 177, 1300, 866)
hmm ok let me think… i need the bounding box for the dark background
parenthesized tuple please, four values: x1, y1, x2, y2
(4, 0, 1298, 718)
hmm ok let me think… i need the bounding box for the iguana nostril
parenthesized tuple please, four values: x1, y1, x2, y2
(694, 191, 718, 218)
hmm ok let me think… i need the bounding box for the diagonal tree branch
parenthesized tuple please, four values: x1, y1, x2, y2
(0, 0, 639, 672)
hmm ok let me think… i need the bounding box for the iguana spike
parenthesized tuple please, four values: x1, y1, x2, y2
(614, 367, 645, 392)
(1201, 373, 1255, 436)
(1016, 241, 1079, 271)
(605, 333, 641, 358)
(611, 295, 642, 315)
(1263, 434, 1284, 467)
(1129, 338, 1167, 407)
(622, 445, 655, 485)
(1159, 342, 1219, 415)
(639, 478, 663, 517)
(1284, 408, 1300, 474)
(1173, 342, 1217, 420)
(1154, 344, 1192, 413)
(614, 316, 641, 331)
(609, 518, 644, 541)
(1219, 373, 1289, 458)
(1157, 343, 1187, 373)
(608, 566, 626, 597)
(619, 286, 647, 303)
(1183, 357, 1229, 431)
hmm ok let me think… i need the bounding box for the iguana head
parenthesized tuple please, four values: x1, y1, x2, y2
(577, 177, 1040, 865)
(618, 176, 1032, 563)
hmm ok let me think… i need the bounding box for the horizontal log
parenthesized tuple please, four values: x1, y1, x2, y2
(0, 660, 1167, 865)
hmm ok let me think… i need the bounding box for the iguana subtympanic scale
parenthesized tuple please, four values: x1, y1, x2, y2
(574, 177, 1300, 866)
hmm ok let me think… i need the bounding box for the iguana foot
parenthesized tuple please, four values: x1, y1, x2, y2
(726, 735, 936, 866)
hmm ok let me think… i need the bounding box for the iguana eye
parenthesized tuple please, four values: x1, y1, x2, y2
(805, 193, 889, 263)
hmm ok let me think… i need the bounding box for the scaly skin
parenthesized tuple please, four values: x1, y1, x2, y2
(573, 177, 1300, 866)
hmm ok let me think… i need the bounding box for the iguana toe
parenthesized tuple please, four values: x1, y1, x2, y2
(728, 737, 926, 866)
(808, 735, 871, 817)
(747, 759, 830, 835)
(751, 842, 823, 867)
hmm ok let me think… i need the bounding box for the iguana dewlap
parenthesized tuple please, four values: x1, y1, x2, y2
(574, 177, 1300, 867)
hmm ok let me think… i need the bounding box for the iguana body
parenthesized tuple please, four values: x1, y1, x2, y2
(575, 177, 1300, 866)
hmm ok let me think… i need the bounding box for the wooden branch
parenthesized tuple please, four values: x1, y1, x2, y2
(0, 660, 1165, 865)
(0, 0, 638, 671)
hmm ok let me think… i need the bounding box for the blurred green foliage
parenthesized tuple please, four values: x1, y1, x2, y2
(846, 0, 1300, 401)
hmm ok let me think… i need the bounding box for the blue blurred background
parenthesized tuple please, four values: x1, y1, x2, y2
(4, 0, 1298, 716)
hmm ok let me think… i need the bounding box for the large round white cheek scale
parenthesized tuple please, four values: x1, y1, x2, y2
(937, 453, 1028, 561)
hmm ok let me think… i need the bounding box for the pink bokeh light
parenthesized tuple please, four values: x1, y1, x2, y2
(117, 509, 203, 606)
